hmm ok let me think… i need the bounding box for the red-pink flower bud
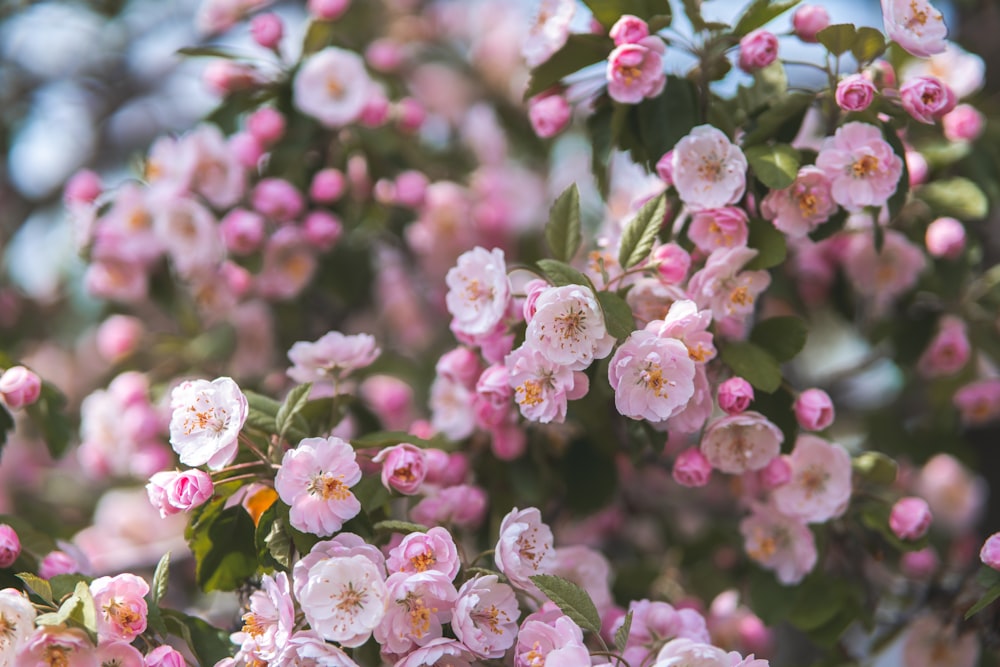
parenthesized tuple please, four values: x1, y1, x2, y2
(981, 532, 1000, 570)
(0, 525, 20, 567)
(718, 377, 754, 415)
(308, 0, 350, 21)
(759, 454, 792, 489)
(673, 447, 713, 487)
(793, 388, 834, 431)
(925, 217, 965, 260)
(609, 15, 649, 46)
(64, 169, 102, 205)
(900, 76, 956, 124)
(250, 12, 283, 49)
(652, 243, 690, 285)
(943, 104, 985, 142)
(303, 210, 343, 251)
(0, 366, 41, 410)
(835, 74, 877, 112)
(309, 168, 346, 203)
(792, 4, 829, 42)
(738, 29, 779, 72)
(889, 496, 932, 540)
(247, 107, 286, 145)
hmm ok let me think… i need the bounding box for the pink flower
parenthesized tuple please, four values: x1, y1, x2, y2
(396, 638, 475, 667)
(39, 550, 82, 579)
(0, 589, 35, 663)
(718, 377, 754, 414)
(918, 316, 970, 377)
(759, 455, 792, 489)
(760, 166, 837, 238)
(793, 5, 830, 42)
(90, 572, 149, 642)
(505, 343, 588, 423)
(700, 411, 782, 474)
(16, 627, 97, 667)
(608, 328, 696, 422)
(250, 12, 283, 49)
(529, 90, 572, 138)
(671, 125, 748, 210)
(410, 484, 488, 529)
(616, 599, 710, 667)
(96, 314, 144, 362)
(297, 554, 387, 647)
(954, 379, 1000, 426)
(943, 104, 985, 142)
(275, 436, 363, 536)
(981, 532, 1000, 570)
(146, 469, 214, 518)
(901, 547, 939, 578)
(607, 39, 666, 104)
(654, 638, 736, 666)
(835, 73, 877, 111)
(840, 229, 926, 308)
(0, 366, 41, 410)
(515, 616, 590, 667)
(168, 377, 248, 470)
(473, 363, 514, 428)
(233, 572, 296, 664)
(881, 0, 947, 58)
(494, 507, 555, 594)
(890, 497, 932, 540)
(740, 504, 817, 584)
(900, 76, 956, 124)
(925, 216, 965, 258)
(292, 533, 385, 597)
(610, 14, 650, 45)
(688, 207, 749, 253)
(673, 447, 712, 487)
(552, 546, 615, 614)
(386, 527, 460, 580)
(145, 645, 186, 667)
(525, 284, 615, 370)
(688, 247, 771, 322)
(294, 47, 372, 127)
(738, 30, 779, 72)
(375, 571, 457, 655)
(652, 299, 717, 364)
(310, 168, 346, 203)
(901, 614, 980, 667)
(772, 435, 852, 523)
(429, 374, 475, 440)
(252, 178, 304, 223)
(793, 388, 834, 431)
(373, 443, 428, 495)
(656, 150, 675, 184)
(522, 0, 575, 67)
(303, 210, 343, 250)
(446, 247, 511, 338)
(653, 243, 691, 284)
(308, 0, 350, 20)
(275, 630, 361, 666)
(815, 122, 903, 211)
(287, 331, 381, 386)
(0, 525, 19, 567)
(915, 454, 986, 532)
(453, 575, 519, 659)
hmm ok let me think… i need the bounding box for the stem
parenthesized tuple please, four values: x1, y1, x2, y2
(591, 649, 632, 667)
(239, 433, 272, 464)
(469, 549, 495, 566)
(781, 59, 830, 73)
(214, 472, 275, 486)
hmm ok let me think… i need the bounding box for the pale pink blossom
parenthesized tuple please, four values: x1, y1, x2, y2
(294, 47, 372, 127)
(954, 379, 1000, 426)
(308, 0, 350, 20)
(772, 435, 852, 523)
(653, 638, 738, 667)
(145, 645, 186, 667)
(793, 4, 829, 42)
(375, 571, 457, 655)
(153, 196, 224, 278)
(0, 366, 40, 410)
(759, 455, 792, 490)
(182, 123, 246, 209)
(740, 504, 817, 584)
(146, 469, 214, 518)
(626, 278, 687, 325)
(97, 642, 146, 666)
(91, 572, 149, 642)
(473, 363, 514, 429)
(386, 527, 460, 580)
(231, 572, 296, 664)
(835, 73, 877, 111)
(292, 533, 386, 599)
(918, 316, 970, 377)
(607, 39, 666, 104)
(882, 0, 947, 58)
(276, 436, 362, 537)
(673, 447, 712, 487)
(915, 454, 987, 532)
(16, 627, 97, 667)
(890, 497, 932, 540)
(608, 329, 696, 422)
(900, 76, 956, 124)
(168, 376, 248, 470)
(924, 216, 965, 258)
(650, 299, 717, 364)
(667, 365, 714, 435)
(0, 589, 36, 664)
(815, 122, 903, 212)
(901, 42, 984, 99)
(981, 533, 1000, 570)
(446, 247, 511, 337)
(494, 507, 555, 594)
(840, 230, 926, 308)
(287, 331, 380, 386)
(688, 207, 749, 253)
(435, 348, 480, 389)
(297, 554, 388, 647)
(688, 247, 771, 323)
(616, 599, 710, 667)
(901, 614, 979, 667)
(273, 630, 360, 666)
(522, 0, 575, 68)
(793, 388, 835, 431)
(410, 484, 488, 529)
(944, 103, 985, 141)
(396, 637, 474, 667)
(452, 574, 519, 659)
(429, 374, 476, 440)
(552, 545, 615, 614)
(515, 616, 590, 667)
(525, 284, 615, 370)
(700, 411, 782, 474)
(95, 314, 144, 362)
(760, 166, 837, 238)
(506, 343, 589, 423)
(718, 377, 754, 414)
(738, 30, 778, 72)
(84, 259, 149, 303)
(672, 125, 748, 210)
(373, 443, 428, 495)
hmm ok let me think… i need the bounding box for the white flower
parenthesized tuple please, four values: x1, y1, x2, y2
(294, 47, 372, 127)
(152, 196, 224, 279)
(494, 507, 555, 595)
(699, 411, 783, 475)
(0, 589, 36, 665)
(297, 555, 388, 648)
(374, 571, 458, 655)
(168, 377, 248, 470)
(772, 434, 853, 523)
(671, 125, 748, 210)
(526, 284, 615, 370)
(445, 247, 511, 337)
(522, 0, 575, 67)
(654, 638, 733, 667)
(881, 0, 947, 58)
(429, 374, 476, 440)
(452, 575, 519, 659)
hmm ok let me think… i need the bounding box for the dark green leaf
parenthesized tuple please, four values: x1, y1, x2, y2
(264, 515, 293, 570)
(162, 608, 234, 665)
(817, 23, 857, 56)
(537, 259, 593, 288)
(349, 430, 439, 450)
(276, 383, 312, 442)
(788, 576, 842, 631)
(244, 390, 280, 433)
(852, 451, 898, 485)
(966, 583, 1000, 619)
(750, 316, 808, 362)
(152, 552, 170, 605)
(618, 193, 667, 269)
(0, 515, 56, 557)
(145, 598, 168, 638)
(734, 0, 802, 36)
(16, 573, 52, 604)
(745, 218, 787, 270)
(614, 609, 634, 653)
(742, 92, 814, 146)
(302, 20, 336, 55)
(719, 342, 782, 393)
(0, 404, 12, 451)
(881, 123, 910, 223)
(851, 27, 886, 63)
(49, 575, 89, 603)
(176, 46, 236, 59)
(587, 103, 614, 197)
(597, 291, 636, 341)
(633, 78, 699, 168)
(24, 382, 72, 459)
(373, 520, 429, 535)
(545, 185, 583, 262)
(525, 34, 614, 99)
(530, 574, 602, 633)
(919, 177, 989, 220)
(583, 0, 672, 28)
(187, 501, 258, 592)
(746, 144, 800, 189)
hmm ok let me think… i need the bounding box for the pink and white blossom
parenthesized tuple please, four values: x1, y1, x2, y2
(168, 377, 248, 470)
(16, 626, 97, 667)
(840, 230, 926, 308)
(275, 436, 363, 536)
(718, 377, 754, 414)
(293, 533, 386, 599)
(608, 328, 696, 422)
(375, 571, 458, 655)
(772, 435, 852, 523)
(881, 0, 947, 58)
(146, 469, 214, 518)
(273, 630, 361, 666)
(687, 247, 771, 322)
(287, 331, 381, 386)
(506, 343, 589, 423)
(297, 554, 388, 647)
(494, 507, 555, 594)
(700, 411, 783, 474)
(0, 588, 35, 664)
(386, 527, 461, 580)
(954, 379, 1000, 427)
(232, 572, 296, 664)
(445, 247, 511, 337)
(0, 366, 41, 410)
(900, 76, 956, 124)
(607, 39, 666, 104)
(760, 166, 836, 238)
(688, 207, 749, 253)
(90, 572, 149, 642)
(452, 574, 519, 659)
(395, 637, 474, 667)
(793, 5, 829, 42)
(514, 616, 590, 667)
(294, 47, 373, 127)
(616, 599, 710, 667)
(673, 447, 713, 487)
(943, 103, 985, 142)
(522, 0, 575, 68)
(671, 125, 748, 210)
(740, 504, 817, 584)
(525, 284, 615, 370)
(410, 484, 488, 529)
(650, 299, 717, 364)
(815, 122, 903, 212)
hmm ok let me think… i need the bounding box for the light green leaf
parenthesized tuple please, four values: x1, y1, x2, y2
(530, 574, 602, 634)
(966, 583, 1000, 619)
(852, 452, 898, 485)
(152, 552, 170, 605)
(276, 383, 312, 442)
(750, 316, 808, 362)
(817, 23, 857, 56)
(919, 177, 989, 220)
(746, 144, 800, 189)
(537, 259, 593, 288)
(734, 0, 802, 36)
(16, 573, 53, 604)
(545, 185, 582, 262)
(745, 218, 787, 270)
(852, 27, 886, 63)
(597, 291, 636, 341)
(617, 193, 667, 269)
(373, 520, 429, 535)
(719, 342, 782, 393)
(244, 390, 280, 433)
(614, 609, 634, 653)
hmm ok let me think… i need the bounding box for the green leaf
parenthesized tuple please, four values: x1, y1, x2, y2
(851, 27, 886, 63)
(373, 520, 429, 535)
(37, 581, 97, 640)
(302, 20, 336, 55)
(719, 342, 782, 393)
(628, 79, 699, 169)
(263, 511, 294, 570)
(16, 573, 53, 604)
(583, 0, 672, 28)
(0, 404, 12, 451)
(49, 574, 89, 603)
(734, 0, 802, 36)
(966, 583, 1000, 619)
(680, 0, 707, 31)
(817, 23, 857, 56)
(746, 144, 800, 189)
(349, 430, 439, 450)
(614, 609, 634, 653)
(152, 552, 170, 605)
(24, 381, 72, 459)
(881, 123, 910, 223)
(162, 608, 234, 665)
(618, 193, 667, 269)
(537, 259, 593, 288)
(244, 390, 280, 433)
(545, 185, 583, 262)
(597, 291, 637, 341)
(176, 46, 237, 59)
(525, 34, 614, 100)
(587, 102, 614, 197)
(750, 316, 808, 362)
(0, 515, 56, 557)
(530, 574, 602, 633)
(852, 451, 898, 485)
(742, 92, 814, 146)
(276, 383, 312, 442)
(745, 218, 787, 270)
(187, 501, 258, 592)
(919, 177, 989, 220)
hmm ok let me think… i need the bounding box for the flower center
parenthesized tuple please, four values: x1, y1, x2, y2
(698, 155, 724, 182)
(799, 465, 829, 498)
(618, 64, 642, 85)
(851, 154, 880, 178)
(553, 307, 586, 342)
(525, 641, 546, 667)
(515, 380, 545, 407)
(402, 594, 436, 638)
(104, 600, 141, 637)
(336, 581, 368, 613)
(409, 549, 437, 572)
(639, 364, 670, 398)
(730, 286, 752, 306)
(797, 192, 818, 217)
(43, 645, 71, 667)
(241, 612, 267, 638)
(472, 604, 508, 634)
(308, 474, 350, 501)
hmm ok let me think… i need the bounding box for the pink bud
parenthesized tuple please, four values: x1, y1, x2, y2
(900, 76, 956, 124)
(906, 149, 928, 187)
(793, 388, 834, 431)
(221, 261, 253, 298)
(202, 60, 260, 96)
(528, 91, 572, 139)
(373, 443, 427, 495)
(889, 496, 932, 540)
(250, 12, 283, 49)
(738, 29, 779, 72)
(672, 447, 713, 487)
(39, 550, 80, 579)
(652, 243, 691, 284)
(435, 347, 481, 389)
(925, 216, 965, 259)
(303, 210, 343, 250)
(394, 171, 428, 208)
(220, 209, 266, 255)
(792, 4, 829, 42)
(490, 422, 527, 460)
(717, 377, 754, 414)
(96, 314, 145, 362)
(365, 39, 404, 72)
(373, 179, 396, 204)
(943, 104, 985, 142)
(869, 60, 896, 88)
(0, 366, 41, 410)
(738, 614, 773, 656)
(901, 546, 939, 578)
(0, 525, 20, 567)
(247, 107, 286, 145)
(64, 169, 102, 205)
(759, 454, 792, 489)
(145, 645, 187, 667)
(252, 178, 304, 223)
(655, 150, 674, 185)
(360, 90, 391, 127)
(166, 470, 215, 512)
(308, 0, 350, 20)
(835, 73, 877, 112)
(609, 15, 649, 46)
(396, 97, 425, 132)
(229, 132, 264, 168)
(310, 168, 346, 203)
(981, 532, 1000, 570)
